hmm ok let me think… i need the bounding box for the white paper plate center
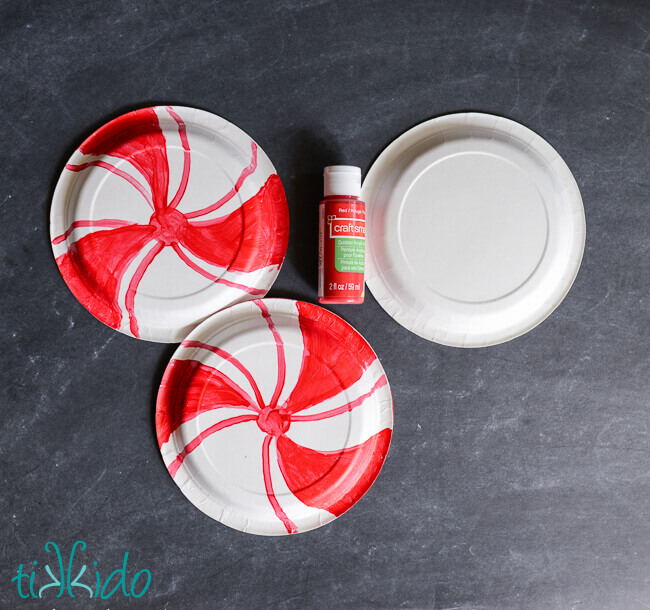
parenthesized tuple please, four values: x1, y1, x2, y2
(398, 152, 548, 303)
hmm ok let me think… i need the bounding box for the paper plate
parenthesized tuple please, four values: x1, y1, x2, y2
(156, 298, 393, 535)
(363, 112, 585, 347)
(50, 106, 289, 343)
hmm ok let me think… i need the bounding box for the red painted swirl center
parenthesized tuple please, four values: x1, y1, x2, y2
(149, 208, 188, 245)
(257, 407, 291, 436)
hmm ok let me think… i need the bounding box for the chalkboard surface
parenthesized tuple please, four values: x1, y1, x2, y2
(0, 1, 648, 607)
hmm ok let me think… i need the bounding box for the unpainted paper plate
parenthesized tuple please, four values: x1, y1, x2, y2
(156, 298, 393, 535)
(50, 106, 289, 343)
(363, 112, 586, 347)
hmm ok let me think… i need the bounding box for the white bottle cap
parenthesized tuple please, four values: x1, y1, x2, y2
(324, 165, 361, 198)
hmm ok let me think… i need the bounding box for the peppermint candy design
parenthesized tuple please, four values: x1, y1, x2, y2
(51, 106, 289, 342)
(156, 299, 393, 535)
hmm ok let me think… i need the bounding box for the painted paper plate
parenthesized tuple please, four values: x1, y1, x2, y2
(363, 112, 585, 347)
(156, 298, 393, 535)
(50, 106, 289, 343)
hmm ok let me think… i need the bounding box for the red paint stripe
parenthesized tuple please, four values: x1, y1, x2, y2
(171, 243, 266, 296)
(107, 151, 151, 184)
(182, 340, 266, 410)
(166, 107, 191, 210)
(276, 428, 392, 517)
(291, 375, 388, 422)
(53, 225, 156, 331)
(262, 436, 297, 534)
(213, 277, 266, 296)
(185, 141, 258, 219)
(66, 161, 154, 209)
(52, 219, 134, 245)
(283, 301, 378, 415)
(254, 300, 286, 409)
(168, 413, 257, 478)
(125, 241, 164, 337)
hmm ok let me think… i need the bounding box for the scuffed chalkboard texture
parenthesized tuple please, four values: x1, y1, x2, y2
(0, 0, 648, 608)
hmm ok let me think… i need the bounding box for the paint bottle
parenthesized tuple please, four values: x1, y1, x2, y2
(318, 166, 366, 304)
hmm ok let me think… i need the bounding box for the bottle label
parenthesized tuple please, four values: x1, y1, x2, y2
(334, 237, 365, 273)
(318, 200, 365, 302)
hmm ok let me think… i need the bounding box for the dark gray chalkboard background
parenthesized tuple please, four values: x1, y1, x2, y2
(1, 0, 648, 608)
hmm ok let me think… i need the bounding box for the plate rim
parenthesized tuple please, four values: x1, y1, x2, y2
(155, 297, 394, 535)
(50, 104, 289, 343)
(362, 111, 586, 348)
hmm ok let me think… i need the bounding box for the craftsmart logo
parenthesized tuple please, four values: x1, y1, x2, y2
(327, 215, 366, 238)
(12, 541, 151, 600)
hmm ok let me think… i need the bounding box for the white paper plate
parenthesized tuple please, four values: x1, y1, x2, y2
(156, 298, 393, 535)
(363, 112, 585, 347)
(50, 106, 289, 343)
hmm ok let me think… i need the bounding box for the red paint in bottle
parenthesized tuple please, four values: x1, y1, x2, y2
(318, 166, 365, 304)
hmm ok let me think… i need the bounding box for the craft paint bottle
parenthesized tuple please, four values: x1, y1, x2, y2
(318, 166, 366, 304)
